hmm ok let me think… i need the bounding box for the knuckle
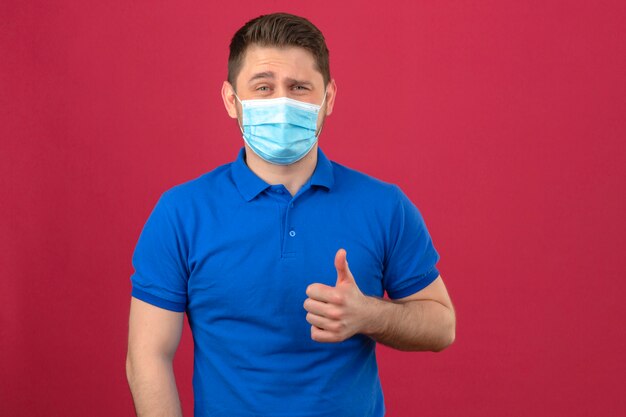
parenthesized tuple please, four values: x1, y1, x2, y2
(329, 322, 342, 332)
(331, 293, 345, 305)
(327, 308, 343, 321)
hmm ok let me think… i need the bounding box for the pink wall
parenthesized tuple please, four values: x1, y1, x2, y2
(1, 1, 625, 416)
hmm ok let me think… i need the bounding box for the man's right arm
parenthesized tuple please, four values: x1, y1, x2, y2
(126, 296, 184, 417)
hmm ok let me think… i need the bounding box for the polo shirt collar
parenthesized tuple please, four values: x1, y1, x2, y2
(231, 146, 335, 202)
(231, 147, 270, 202)
(309, 146, 335, 190)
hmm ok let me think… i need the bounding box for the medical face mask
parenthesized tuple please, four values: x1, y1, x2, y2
(235, 92, 327, 165)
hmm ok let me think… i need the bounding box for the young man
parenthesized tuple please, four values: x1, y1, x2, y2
(126, 13, 455, 417)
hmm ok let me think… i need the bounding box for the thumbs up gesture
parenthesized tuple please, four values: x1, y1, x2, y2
(304, 248, 373, 343)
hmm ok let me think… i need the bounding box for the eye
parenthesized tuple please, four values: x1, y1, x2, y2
(256, 86, 270, 91)
(292, 85, 309, 91)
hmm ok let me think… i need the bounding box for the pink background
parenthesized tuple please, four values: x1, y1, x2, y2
(1, 1, 625, 416)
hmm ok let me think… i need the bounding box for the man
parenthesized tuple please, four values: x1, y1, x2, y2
(126, 12, 455, 417)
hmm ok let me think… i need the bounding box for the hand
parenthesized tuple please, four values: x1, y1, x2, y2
(303, 248, 373, 343)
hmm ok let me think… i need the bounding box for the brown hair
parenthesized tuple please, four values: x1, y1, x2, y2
(227, 13, 331, 89)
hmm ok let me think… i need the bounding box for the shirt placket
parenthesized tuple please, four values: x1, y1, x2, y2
(268, 184, 304, 259)
(282, 197, 297, 258)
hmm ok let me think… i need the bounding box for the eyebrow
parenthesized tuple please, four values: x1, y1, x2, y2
(248, 71, 275, 83)
(247, 72, 314, 87)
(285, 77, 313, 87)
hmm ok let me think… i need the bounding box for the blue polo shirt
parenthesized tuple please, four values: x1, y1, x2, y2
(130, 146, 440, 417)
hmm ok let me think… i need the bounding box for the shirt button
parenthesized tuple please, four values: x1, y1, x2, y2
(276, 189, 284, 194)
(289, 230, 296, 237)
(289, 203, 294, 208)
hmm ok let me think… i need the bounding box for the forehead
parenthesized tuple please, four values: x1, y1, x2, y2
(238, 45, 323, 83)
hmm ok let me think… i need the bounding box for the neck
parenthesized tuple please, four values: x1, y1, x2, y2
(243, 143, 318, 197)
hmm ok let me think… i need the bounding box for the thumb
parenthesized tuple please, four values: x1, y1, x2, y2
(335, 248, 355, 285)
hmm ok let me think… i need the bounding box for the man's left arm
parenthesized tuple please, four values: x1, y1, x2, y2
(363, 274, 456, 351)
(304, 249, 456, 352)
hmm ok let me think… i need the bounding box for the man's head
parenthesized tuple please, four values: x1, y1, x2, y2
(222, 13, 337, 147)
(227, 13, 331, 91)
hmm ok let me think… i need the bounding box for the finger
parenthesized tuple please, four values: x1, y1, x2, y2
(305, 312, 336, 331)
(303, 297, 331, 316)
(306, 283, 336, 303)
(310, 326, 341, 343)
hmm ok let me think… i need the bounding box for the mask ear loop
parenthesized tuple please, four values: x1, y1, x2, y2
(315, 89, 328, 137)
(234, 93, 245, 135)
(319, 89, 328, 108)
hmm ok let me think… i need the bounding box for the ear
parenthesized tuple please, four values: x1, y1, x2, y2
(323, 79, 337, 116)
(221, 81, 239, 119)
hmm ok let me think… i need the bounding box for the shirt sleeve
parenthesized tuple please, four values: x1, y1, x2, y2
(129, 192, 189, 312)
(382, 185, 441, 299)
